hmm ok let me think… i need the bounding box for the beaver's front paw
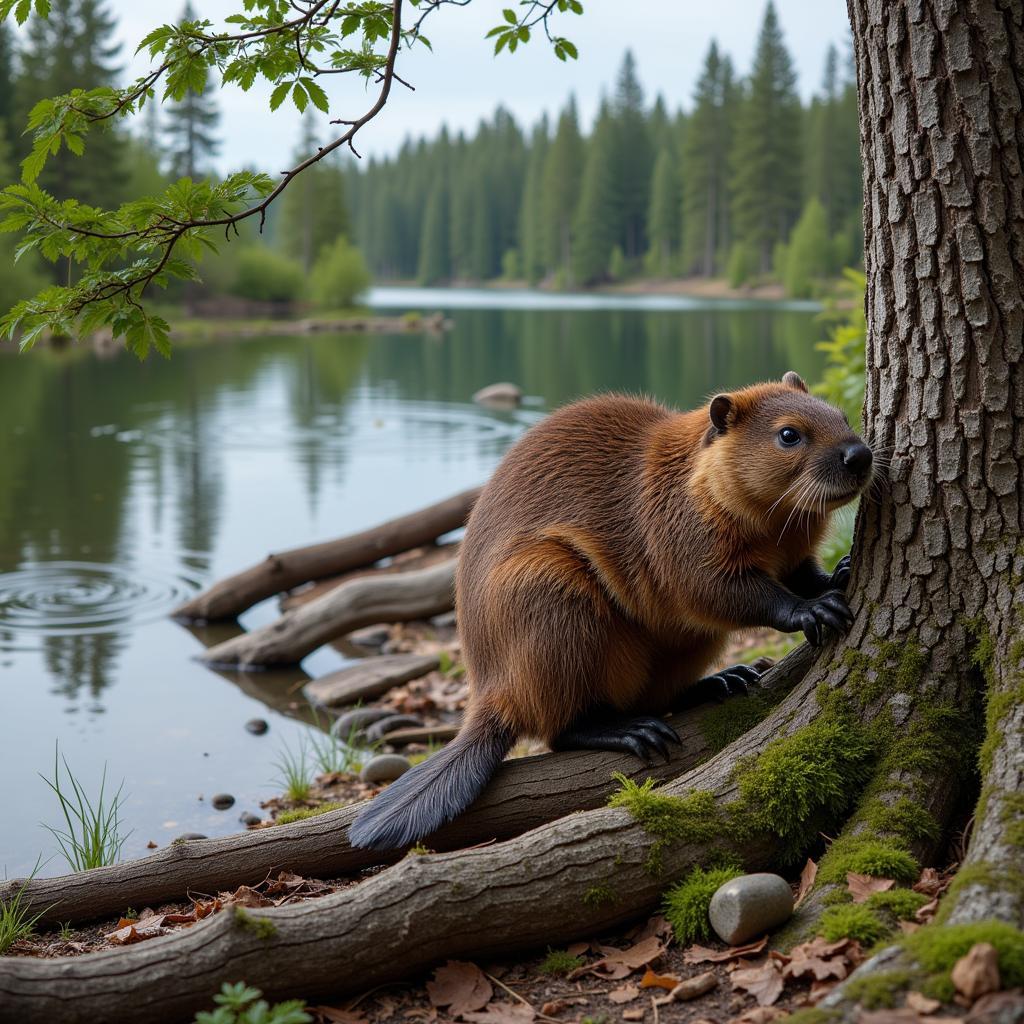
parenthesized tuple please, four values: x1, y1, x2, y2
(828, 554, 852, 591)
(784, 591, 853, 646)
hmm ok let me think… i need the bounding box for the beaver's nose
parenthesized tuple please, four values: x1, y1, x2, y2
(842, 442, 873, 477)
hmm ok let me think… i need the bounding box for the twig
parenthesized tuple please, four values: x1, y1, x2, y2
(484, 973, 563, 1024)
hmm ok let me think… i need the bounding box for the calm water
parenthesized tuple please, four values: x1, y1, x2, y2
(0, 287, 824, 877)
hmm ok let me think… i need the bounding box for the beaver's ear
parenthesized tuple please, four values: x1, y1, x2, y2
(783, 370, 808, 392)
(709, 394, 736, 432)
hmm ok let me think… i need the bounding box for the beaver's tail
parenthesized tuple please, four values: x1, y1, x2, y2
(347, 709, 514, 851)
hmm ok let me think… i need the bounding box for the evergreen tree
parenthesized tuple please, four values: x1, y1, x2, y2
(783, 196, 832, 297)
(610, 51, 653, 261)
(15, 0, 127, 209)
(573, 102, 619, 284)
(518, 116, 549, 283)
(417, 177, 450, 284)
(541, 96, 584, 283)
(0, 23, 15, 153)
(730, 2, 803, 272)
(645, 146, 680, 275)
(163, 2, 221, 179)
(278, 114, 351, 272)
(681, 42, 737, 276)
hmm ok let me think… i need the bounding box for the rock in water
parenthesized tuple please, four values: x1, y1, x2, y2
(708, 873, 794, 945)
(363, 714, 425, 744)
(245, 718, 269, 735)
(331, 707, 395, 738)
(211, 793, 235, 810)
(360, 754, 412, 784)
(473, 382, 523, 409)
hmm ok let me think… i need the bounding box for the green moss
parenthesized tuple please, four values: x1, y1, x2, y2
(842, 639, 926, 709)
(820, 904, 891, 945)
(582, 884, 615, 908)
(866, 889, 929, 920)
(607, 775, 721, 874)
(274, 802, 343, 825)
(817, 836, 919, 886)
(937, 863, 1024, 926)
(233, 907, 276, 940)
(1001, 793, 1024, 847)
(407, 843, 432, 856)
(700, 690, 786, 754)
(844, 969, 911, 1009)
(860, 797, 939, 845)
(663, 863, 743, 944)
(903, 920, 1024, 989)
(539, 948, 585, 976)
(784, 1010, 840, 1024)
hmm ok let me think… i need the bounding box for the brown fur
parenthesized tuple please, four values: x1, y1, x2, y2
(456, 376, 861, 743)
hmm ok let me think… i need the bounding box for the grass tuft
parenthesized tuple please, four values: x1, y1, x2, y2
(663, 862, 743, 944)
(539, 948, 584, 976)
(273, 737, 314, 802)
(819, 903, 891, 945)
(0, 860, 47, 954)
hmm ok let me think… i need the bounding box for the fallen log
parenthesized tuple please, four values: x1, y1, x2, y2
(174, 488, 479, 623)
(0, 646, 812, 928)
(303, 652, 440, 707)
(200, 559, 457, 669)
(383, 723, 460, 745)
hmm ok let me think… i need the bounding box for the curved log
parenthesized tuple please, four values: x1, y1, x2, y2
(0, 648, 811, 928)
(200, 560, 457, 669)
(174, 488, 479, 623)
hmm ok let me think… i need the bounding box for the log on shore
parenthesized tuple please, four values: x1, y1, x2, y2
(174, 488, 479, 623)
(303, 653, 440, 707)
(0, 646, 813, 928)
(200, 560, 457, 669)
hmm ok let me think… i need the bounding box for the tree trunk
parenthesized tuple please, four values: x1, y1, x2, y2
(173, 488, 479, 622)
(200, 559, 457, 669)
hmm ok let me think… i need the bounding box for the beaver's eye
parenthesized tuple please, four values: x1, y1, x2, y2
(778, 427, 802, 447)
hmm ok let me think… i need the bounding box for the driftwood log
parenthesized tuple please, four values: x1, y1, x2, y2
(174, 488, 478, 623)
(200, 559, 457, 669)
(303, 652, 440, 707)
(0, 648, 810, 929)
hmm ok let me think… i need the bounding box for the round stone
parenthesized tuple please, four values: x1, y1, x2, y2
(211, 793, 235, 810)
(708, 873, 794, 946)
(331, 707, 396, 738)
(239, 811, 262, 827)
(363, 714, 424, 744)
(245, 718, 269, 735)
(473, 382, 523, 408)
(359, 754, 412, 784)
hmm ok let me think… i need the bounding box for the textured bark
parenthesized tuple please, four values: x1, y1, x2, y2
(303, 652, 441, 707)
(173, 489, 478, 622)
(0, 648, 812, 928)
(200, 560, 457, 669)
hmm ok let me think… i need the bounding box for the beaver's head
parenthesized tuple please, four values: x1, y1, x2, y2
(699, 371, 873, 528)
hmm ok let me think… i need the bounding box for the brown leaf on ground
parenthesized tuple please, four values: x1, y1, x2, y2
(727, 1006, 789, 1024)
(808, 980, 838, 1004)
(915, 898, 940, 924)
(952, 943, 1000, 1001)
(462, 1001, 534, 1024)
(630, 915, 674, 945)
(427, 961, 494, 1017)
(848, 872, 896, 903)
(568, 936, 665, 980)
(566, 941, 590, 957)
(912, 868, 944, 896)
(539, 1001, 569, 1017)
(783, 951, 849, 982)
(685, 936, 769, 963)
(795, 859, 818, 908)
(905, 992, 942, 1014)
(661, 971, 718, 1003)
(226, 885, 272, 908)
(966, 989, 1024, 1024)
(104, 923, 143, 945)
(731, 959, 785, 1006)
(192, 897, 222, 919)
(608, 985, 641, 1004)
(640, 968, 680, 991)
(622, 1011, 645, 1022)
(311, 1008, 369, 1024)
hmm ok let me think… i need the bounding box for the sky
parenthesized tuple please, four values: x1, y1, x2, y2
(98, 1, 853, 172)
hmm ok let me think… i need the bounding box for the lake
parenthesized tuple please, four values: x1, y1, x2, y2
(0, 286, 825, 877)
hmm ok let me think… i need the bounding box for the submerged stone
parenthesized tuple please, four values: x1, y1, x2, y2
(211, 793, 235, 810)
(245, 718, 269, 735)
(708, 872, 794, 945)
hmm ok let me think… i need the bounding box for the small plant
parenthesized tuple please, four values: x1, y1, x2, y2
(0, 860, 47, 954)
(438, 650, 465, 678)
(193, 981, 310, 1024)
(306, 712, 362, 776)
(40, 744, 130, 871)
(540, 947, 585, 976)
(664, 863, 744, 944)
(58, 921, 74, 941)
(273, 737, 313, 802)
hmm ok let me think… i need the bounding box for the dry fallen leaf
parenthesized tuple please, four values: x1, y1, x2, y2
(539, 1001, 568, 1017)
(795, 858, 818, 908)
(913, 868, 943, 896)
(905, 991, 942, 1014)
(952, 943, 1000, 1001)
(622, 1011, 645, 1022)
(631, 915, 674, 945)
(727, 1006, 790, 1024)
(569, 936, 664, 980)
(731, 959, 785, 1006)
(915, 898, 940, 924)
(847, 872, 896, 903)
(640, 968, 680, 991)
(685, 936, 769, 963)
(462, 1001, 534, 1024)
(227, 885, 272, 908)
(663, 971, 718, 1003)
(105, 923, 143, 945)
(608, 985, 641, 1004)
(427, 961, 494, 1017)
(566, 942, 590, 957)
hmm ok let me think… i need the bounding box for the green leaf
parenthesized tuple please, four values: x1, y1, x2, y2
(302, 77, 329, 113)
(269, 80, 291, 112)
(291, 81, 308, 113)
(502, 7, 516, 23)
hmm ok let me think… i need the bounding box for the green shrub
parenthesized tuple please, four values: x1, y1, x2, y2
(608, 245, 628, 281)
(194, 982, 310, 1024)
(230, 246, 305, 303)
(727, 241, 758, 288)
(307, 236, 371, 309)
(814, 268, 866, 424)
(783, 197, 832, 298)
(664, 863, 743, 944)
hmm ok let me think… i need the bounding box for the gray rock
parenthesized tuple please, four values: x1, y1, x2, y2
(173, 833, 207, 843)
(331, 706, 395, 738)
(708, 873, 794, 946)
(363, 714, 425, 744)
(473, 382, 523, 408)
(245, 718, 269, 735)
(211, 793, 235, 810)
(348, 626, 391, 649)
(360, 754, 412, 784)
(239, 811, 262, 827)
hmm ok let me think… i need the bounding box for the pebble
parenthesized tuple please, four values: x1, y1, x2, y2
(363, 714, 425, 744)
(239, 811, 262, 827)
(349, 625, 391, 649)
(211, 793, 235, 810)
(331, 707, 395, 738)
(173, 833, 207, 843)
(473, 382, 523, 408)
(245, 718, 269, 735)
(360, 754, 412, 784)
(708, 873, 794, 946)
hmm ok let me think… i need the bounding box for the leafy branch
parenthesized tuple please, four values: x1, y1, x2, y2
(0, 0, 583, 356)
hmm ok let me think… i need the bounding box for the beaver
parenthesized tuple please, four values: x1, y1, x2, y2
(349, 372, 873, 850)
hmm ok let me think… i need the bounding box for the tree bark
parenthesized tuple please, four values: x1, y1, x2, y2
(200, 559, 457, 669)
(173, 488, 478, 622)
(303, 652, 441, 707)
(0, 648, 812, 928)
